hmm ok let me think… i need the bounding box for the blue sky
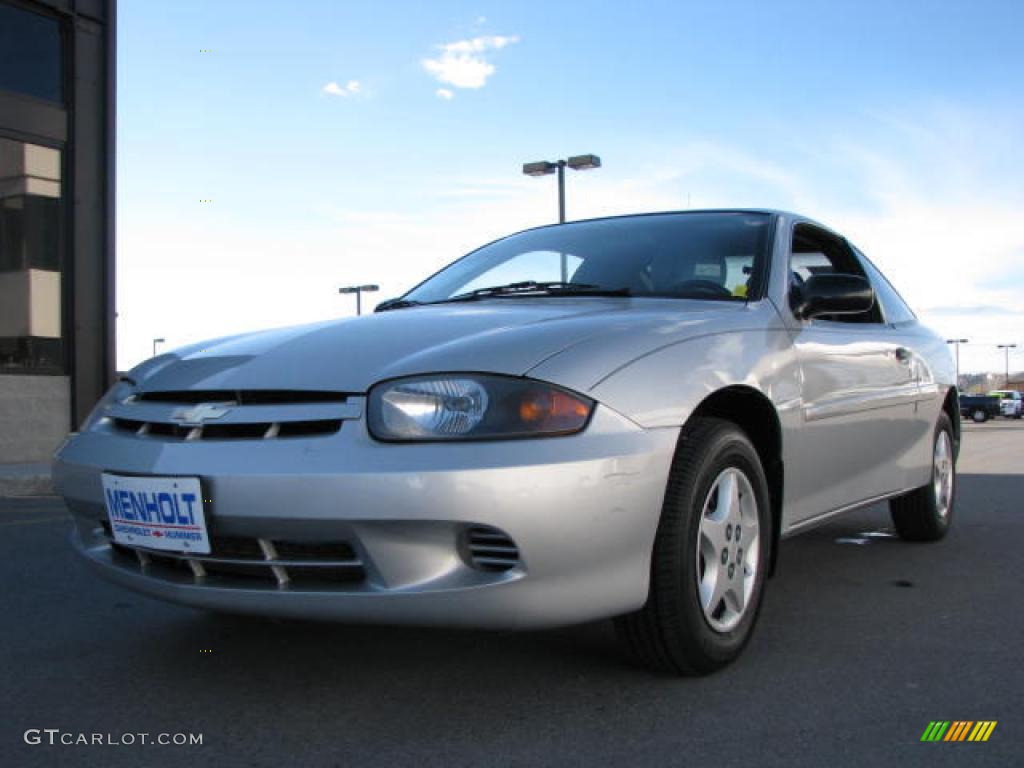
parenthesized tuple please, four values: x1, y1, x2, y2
(117, 0, 1024, 373)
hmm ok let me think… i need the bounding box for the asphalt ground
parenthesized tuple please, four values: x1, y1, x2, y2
(2, 419, 1021, 767)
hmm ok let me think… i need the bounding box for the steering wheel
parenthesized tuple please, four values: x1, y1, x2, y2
(666, 279, 735, 299)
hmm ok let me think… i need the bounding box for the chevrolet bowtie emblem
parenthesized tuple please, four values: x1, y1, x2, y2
(171, 403, 232, 426)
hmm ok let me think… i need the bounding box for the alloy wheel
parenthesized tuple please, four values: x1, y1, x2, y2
(933, 430, 954, 519)
(695, 467, 760, 632)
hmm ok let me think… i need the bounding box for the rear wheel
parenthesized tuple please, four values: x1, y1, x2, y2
(890, 412, 955, 542)
(971, 409, 987, 423)
(616, 417, 771, 675)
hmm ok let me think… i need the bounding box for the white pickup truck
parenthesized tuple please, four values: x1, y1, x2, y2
(988, 390, 1023, 418)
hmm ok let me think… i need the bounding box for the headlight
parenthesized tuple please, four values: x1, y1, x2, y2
(80, 378, 136, 431)
(367, 374, 594, 441)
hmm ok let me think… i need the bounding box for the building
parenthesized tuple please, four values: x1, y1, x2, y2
(0, 0, 114, 464)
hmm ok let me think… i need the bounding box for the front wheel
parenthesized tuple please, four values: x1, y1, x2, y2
(890, 412, 956, 542)
(616, 417, 771, 675)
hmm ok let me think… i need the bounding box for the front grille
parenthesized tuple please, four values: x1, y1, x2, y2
(111, 417, 343, 441)
(464, 525, 520, 572)
(134, 390, 348, 405)
(276, 420, 342, 438)
(208, 535, 265, 559)
(103, 389, 353, 442)
(101, 522, 365, 588)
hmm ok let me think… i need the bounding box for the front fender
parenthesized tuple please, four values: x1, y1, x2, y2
(586, 328, 801, 429)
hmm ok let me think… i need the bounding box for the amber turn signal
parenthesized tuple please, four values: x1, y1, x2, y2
(518, 389, 592, 432)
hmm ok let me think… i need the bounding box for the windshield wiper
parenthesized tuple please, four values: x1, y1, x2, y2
(375, 282, 631, 312)
(442, 281, 631, 303)
(374, 298, 423, 313)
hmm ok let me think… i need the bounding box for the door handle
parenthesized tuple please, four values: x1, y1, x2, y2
(894, 347, 911, 363)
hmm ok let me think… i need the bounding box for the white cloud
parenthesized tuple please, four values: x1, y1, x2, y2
(322, 79, 361, 97)
(435, 88, 454, 100)
(422, 35, 518, 89)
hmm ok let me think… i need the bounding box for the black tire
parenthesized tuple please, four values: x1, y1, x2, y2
(971, 409, 987, 423)
(890, 412, 956, 542)
(615, 417, 771, 676)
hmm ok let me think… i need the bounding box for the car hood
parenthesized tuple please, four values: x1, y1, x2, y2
(129, 298, 756, 395)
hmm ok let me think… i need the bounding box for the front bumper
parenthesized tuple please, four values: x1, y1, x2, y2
(54, 404, 678, 629)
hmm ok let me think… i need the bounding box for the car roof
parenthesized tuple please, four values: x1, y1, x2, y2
(512, 209, 836, 237)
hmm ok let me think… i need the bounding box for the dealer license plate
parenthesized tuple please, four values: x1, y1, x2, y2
(101, 474, 210, 555)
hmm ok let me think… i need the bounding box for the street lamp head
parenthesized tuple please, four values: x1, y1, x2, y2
(997, 343, 1018, 349)
(153, 337, 166, 343)
(359, 284, 380, 293)
(566, 154, 601, 171)
(945, 338, 968, 344)
(522, 161, 557, 177)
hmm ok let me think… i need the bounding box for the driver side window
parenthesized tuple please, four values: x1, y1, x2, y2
(789, 224, 883, 324)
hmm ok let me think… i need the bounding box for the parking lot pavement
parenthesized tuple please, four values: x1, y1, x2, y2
(3, 421, 1022, 768)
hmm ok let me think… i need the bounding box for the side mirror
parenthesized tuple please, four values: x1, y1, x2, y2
(793, 274, 874, 320)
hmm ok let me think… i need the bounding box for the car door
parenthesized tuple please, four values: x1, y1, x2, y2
(782, 223, 921, 528)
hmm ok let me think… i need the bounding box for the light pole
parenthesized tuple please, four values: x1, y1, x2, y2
(522, 154, 602, 225)
(945, 338, 968, 388)
(339, 284, 379, 316)
(997, 343, 1017, 388)
(523, 154, 601, 281)
(152, 337, 165, 357)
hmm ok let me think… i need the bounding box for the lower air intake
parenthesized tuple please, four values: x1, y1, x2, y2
(464, 525, 520, 572)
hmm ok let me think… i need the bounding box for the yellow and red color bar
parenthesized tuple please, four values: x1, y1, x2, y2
(920, 721, 997, 742)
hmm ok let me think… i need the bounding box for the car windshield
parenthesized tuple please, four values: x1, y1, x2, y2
(401, 212, 774, 305)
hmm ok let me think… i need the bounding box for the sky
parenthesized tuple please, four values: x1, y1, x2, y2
(117, 0, 1024, 375)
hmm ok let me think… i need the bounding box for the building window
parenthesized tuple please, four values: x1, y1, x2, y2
(0, 2, 63, 103)
(0, 137, 63, 371)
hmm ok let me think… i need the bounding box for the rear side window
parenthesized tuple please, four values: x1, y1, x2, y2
(855, 249, 916, 325)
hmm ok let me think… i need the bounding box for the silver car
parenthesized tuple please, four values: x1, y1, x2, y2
(54, 210, 958, 675)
